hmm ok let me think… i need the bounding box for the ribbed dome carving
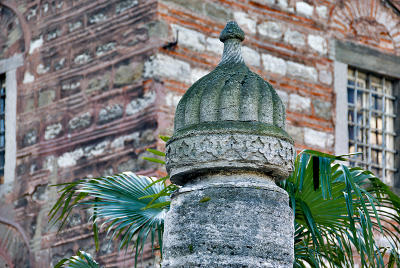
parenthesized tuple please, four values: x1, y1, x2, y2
(173, 21, 288, 140)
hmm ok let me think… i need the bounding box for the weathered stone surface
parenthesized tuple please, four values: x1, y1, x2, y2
(167, 133, 295, 184)
(262, 54, 287, 75)
(162, 174, 294, 268)
(74, 52, 91, 65)
(23, 71, 35, 84)
(147, 20, 169, 39)
(312, 99, 332, 120)
(286, 125, 304, 144)
(68, 112, 92, 131)
(163, 0, 203, 12)
(252, 0, 275, 5)
(286, 61, 317, 82)
(316, 6, 328, 18)
(38, 89, 56, 107)
(296, 2, 314, 17)
(23, 129, 37, 147)
(98, 104, 123, 124)
(114, 63, 143, 86)
(125, 91, 156, 115)
(204, 2, 231, 22)
(144, 54, 191, 83)
(233, 12, 256, 34)
(284, 29, 305, 47)
(116, 0, 138, 14)
(68, 20, 83, 32)
(242, 46, 261, 67)
(308, 35, 327, 54)
(304, 128, 334, 148)
(86, 73, 110, 92)
(190, 68, 209, 84)
(206, 37, 224, 55)
(319, 69, 332, 85)
(96, 42, 116, 56)
(44, 123, 63, 140)
(173, 63, 287, 131)
(171, 24, 206, 52)
(276, 89, 289, 107)
(289, 93, 311, 114)
(258, 21, 283, 40)
(164, 22, 294, 268)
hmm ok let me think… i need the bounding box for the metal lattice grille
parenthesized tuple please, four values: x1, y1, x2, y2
(347, 67, 397, 185)
(0, 74, 5, 183)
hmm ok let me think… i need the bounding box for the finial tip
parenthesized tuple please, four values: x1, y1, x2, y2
(219, 21, 245, 42)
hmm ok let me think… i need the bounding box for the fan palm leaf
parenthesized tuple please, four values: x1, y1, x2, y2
(54, 250, 100, 268)
(49, 172, 169, 267)
(280, 149, 400, 267)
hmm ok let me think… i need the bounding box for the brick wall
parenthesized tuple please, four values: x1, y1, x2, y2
(0, 0, 400, 267)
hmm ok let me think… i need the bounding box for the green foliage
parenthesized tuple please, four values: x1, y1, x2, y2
(280, 149, 400, 267)
(49, 172, 168, 267)
(55, 251, 100, 268)
(51, 140, 400, 268)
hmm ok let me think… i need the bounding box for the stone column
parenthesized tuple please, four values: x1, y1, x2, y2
(162, 21, 295, 268)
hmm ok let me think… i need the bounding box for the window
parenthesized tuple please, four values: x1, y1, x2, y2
(0, 74, 4, 184)
(346, 67, 397, 184)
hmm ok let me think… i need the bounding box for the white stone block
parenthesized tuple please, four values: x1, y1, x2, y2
(111, 132, 140, 149)
(190, 68, 209, 84)
(308, 35, 327, 54)
(126, 91, 156, 115)
(206, 37, 224, 55)
(287, 61, 317, 82)
(276, 89, 288, 107)
(233, 12, 256, 34)
(44, 123, 62, 140)
(284, 29, 305, 46)
(289, 94, 311, 113)
(316, 6, 327, 18)
(242, 46, 261, 67)
(278, 0, 294, 12)
(144, 54, 191, 83)
(29, 36, 43, 54)
(57, 148, 84, 168)
(319, 70, 332, 85)
(84, 140, 110, 158)
(165, 92, 182, 107)
(251, 0, 275, 5)
(304, 128, 333, 148)
(296, 2, 314, 17)
(172, 24, 206, 52)
(258, 21, 283, 40)
(23, 72, 35, 84)
(262, 54, 287, 76)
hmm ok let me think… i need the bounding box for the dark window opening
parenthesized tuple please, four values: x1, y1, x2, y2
(347, 67, 397, 185)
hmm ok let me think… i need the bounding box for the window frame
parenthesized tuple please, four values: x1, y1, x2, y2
(0, 54, 22, 195)
(333, 40, 400, 188)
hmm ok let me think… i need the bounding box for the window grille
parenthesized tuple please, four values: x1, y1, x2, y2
(347, 67, 397, 184)
(0, 74, 4, 184)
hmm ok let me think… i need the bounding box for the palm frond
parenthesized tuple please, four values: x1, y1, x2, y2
(49, 172, 169, 267)
(280, 149, 400, 267)
(54, 250, 100, 268)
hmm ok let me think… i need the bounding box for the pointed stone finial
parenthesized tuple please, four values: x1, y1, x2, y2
(219, 21, 245, 42)
(219, 21, 245, 65)
(162, 21, 294, 268)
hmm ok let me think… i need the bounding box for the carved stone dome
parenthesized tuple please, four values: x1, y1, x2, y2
(166, 21, 294, 185)
(173, 21, 289, 141)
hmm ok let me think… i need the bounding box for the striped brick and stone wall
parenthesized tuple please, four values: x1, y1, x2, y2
(0, 0, 400, 267)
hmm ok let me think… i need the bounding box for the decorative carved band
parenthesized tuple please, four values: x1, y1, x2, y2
(166, 133, 295, 177)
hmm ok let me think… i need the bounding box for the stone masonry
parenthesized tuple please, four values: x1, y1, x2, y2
(1, 0, 400, 267)
(163, 22, 294, 267)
